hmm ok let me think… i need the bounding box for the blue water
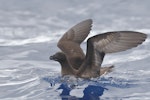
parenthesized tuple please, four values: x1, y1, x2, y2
(0, 0, 150, 100)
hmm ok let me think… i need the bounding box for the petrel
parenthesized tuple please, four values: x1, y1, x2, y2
(50, 19, 147, 78)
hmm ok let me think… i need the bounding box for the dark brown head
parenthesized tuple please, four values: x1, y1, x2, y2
(50, 52, 67, 63)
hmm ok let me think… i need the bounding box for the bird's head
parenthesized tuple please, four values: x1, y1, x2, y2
(50, 52, 67, 63)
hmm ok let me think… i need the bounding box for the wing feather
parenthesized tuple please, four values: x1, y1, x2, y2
(57, 19, 93, 69)
(77, 31, 147, 76)
(58, 19, 92, 44)
(94, 31, 147, 53)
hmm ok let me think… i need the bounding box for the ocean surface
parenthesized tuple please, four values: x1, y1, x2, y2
(0, 0, 150, 100)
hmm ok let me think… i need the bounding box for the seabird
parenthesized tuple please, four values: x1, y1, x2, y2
(50, 19, 147, 78)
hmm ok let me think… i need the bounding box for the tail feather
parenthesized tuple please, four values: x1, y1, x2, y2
(100, 65, 114, 76)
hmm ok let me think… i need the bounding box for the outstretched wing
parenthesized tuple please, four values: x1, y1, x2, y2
(57, 19, 92, 69)
(93, 31, 147, 53)
(78, 31, 147, 75)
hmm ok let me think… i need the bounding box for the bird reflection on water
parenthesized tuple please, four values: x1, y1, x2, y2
(43, 75, 107, 100)
(43, 75, 133, 100)
(57, 83, 106, 100)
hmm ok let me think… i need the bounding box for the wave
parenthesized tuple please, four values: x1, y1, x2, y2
(0, 77, 38, 87)
(0, 35, 52, 46)
(0, 28, 149, 46)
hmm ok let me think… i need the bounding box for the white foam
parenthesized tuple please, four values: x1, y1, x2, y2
(0, 77, 39, 87)
(0, 69, 18, 77)
(0, 35, 51, 46)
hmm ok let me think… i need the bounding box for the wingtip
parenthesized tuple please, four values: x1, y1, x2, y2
(139, 32, 148, 42)
(136, 31, 147, 39)
(88, 18, 93, 22)
(83, 19, 93, 24)
(144, 33, 148, 39)
(85, 18, 92, 21)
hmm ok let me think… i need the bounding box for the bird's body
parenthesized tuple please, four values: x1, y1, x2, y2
(50, 19, 147, 79)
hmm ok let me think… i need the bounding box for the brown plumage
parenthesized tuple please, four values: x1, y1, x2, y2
(50, 19, 147, 78)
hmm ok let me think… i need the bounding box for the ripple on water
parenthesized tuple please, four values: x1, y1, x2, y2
(42, 74, 140, 100)
(43, 74, 138, 88)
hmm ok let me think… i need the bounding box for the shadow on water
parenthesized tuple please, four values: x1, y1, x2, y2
(57, 83, 106, 100)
